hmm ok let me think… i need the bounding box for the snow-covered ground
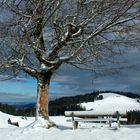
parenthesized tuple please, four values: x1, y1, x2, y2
(0, 113, 140, 140)
(0, 93, 140, 140)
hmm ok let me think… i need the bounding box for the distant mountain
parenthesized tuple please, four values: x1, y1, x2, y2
(16, 103, 36, 110)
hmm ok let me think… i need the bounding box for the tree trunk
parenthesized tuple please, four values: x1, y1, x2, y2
(32, 73, 55, 128)
(36, 80, 49, 120)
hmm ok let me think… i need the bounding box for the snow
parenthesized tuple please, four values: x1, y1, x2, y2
(8, 117, 33, 127)
(80, 93, 140, 115)
(0, 111, 14, 128)
(41, 63, 48, 69)
(60, 56, 70, 60)
(0, 93, 140, 140)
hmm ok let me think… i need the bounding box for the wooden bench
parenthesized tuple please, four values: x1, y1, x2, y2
(65, 111, 127, 129)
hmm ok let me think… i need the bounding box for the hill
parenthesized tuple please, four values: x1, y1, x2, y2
(80, 93, 140, 114)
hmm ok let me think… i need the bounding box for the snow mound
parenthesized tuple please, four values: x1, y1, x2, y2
(81, 93, 140, 115)
(26, 117, 55, 129)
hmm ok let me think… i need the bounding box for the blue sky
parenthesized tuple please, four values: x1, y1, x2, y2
(0, 78, 62, 96)
(0, 78, 63, 103)
(0, 79, 37, 95)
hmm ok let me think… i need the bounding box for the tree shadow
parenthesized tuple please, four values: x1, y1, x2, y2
(55, 125, 72, 130)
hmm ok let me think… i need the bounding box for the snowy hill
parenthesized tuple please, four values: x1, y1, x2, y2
(80, 93, 140, 115)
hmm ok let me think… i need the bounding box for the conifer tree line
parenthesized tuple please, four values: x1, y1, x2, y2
(0, 103, 16, 115)
(127, 110, 140, 124)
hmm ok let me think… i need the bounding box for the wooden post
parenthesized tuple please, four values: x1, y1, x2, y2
(72, 112, 74, 121)
(71, 112, 78, 129)
(116, 111, 120, 128)
(109, 119, 112, 127)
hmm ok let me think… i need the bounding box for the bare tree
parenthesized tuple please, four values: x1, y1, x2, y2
(0, 0, 140, 128)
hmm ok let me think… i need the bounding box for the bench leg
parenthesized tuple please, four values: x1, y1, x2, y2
(109, 120, 112, 127)
(117, 120, 120, 128)
(72, 121, 78, 130)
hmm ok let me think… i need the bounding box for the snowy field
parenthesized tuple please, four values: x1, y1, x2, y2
(0, 113, 140, 140)
(0, 93, 140, 140)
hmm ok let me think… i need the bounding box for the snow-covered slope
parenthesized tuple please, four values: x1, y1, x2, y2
(0, 111, 14, 128)
(81, 93, 140, 115)
(0, 111, 34, 128)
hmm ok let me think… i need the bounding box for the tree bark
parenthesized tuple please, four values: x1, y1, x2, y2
(36, 80, 50, 120)
(34, 72, 55, 128)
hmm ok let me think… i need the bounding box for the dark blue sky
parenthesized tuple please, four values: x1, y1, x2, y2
(0, 47, 140, 104)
